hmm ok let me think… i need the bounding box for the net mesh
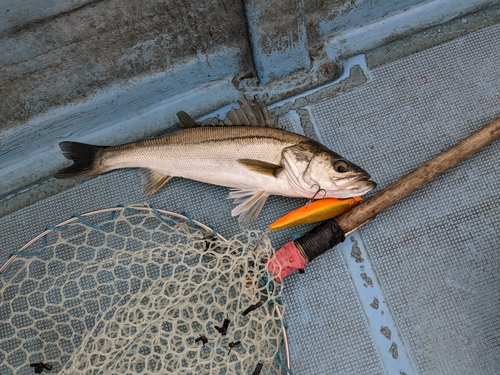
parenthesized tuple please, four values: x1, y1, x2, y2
(0, 206, 286, 375)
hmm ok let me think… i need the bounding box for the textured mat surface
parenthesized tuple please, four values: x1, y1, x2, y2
(1, 23, 499, 375)
(307, 23, 500, 374)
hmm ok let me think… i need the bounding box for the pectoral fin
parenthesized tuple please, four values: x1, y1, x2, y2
(139, 169, 173, 196)
(228, 188, 270, 229)
(237, 159, 282, 177)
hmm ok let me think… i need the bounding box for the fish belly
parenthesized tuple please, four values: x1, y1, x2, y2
(158, 158, 298, 197)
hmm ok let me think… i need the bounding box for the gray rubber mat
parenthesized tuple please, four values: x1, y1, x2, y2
(307, 23, 500, 374)
(1, 23, 499, 375)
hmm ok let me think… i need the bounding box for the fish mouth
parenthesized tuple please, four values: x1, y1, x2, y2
(352, 179, 376, 189)
(330, 175, 376, 198)
(346, 177, 377, 194)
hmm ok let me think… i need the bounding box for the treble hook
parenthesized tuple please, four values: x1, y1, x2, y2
(306, 184, 326, 208)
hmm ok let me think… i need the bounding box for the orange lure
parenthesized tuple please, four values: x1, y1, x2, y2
(269, 196, 362, 230)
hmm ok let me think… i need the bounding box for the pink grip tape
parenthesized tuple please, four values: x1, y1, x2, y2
(267, 241, 308, 282)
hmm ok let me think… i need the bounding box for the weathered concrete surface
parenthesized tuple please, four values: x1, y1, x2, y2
(2, 0, 497, 134)
(305, 0, 426, 46)
(0, 0, 253, 131)
(245, 0, 310, 84)
(320, 0, 499, 62)
(0, 0, 96, 37)
(365, 3, 500, 69)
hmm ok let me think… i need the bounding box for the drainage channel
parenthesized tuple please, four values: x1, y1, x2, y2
(339, 231, 417, 375)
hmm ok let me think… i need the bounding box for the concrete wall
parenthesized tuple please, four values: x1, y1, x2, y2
(305, 0, 426, 45)
(0, 0, 253, 132)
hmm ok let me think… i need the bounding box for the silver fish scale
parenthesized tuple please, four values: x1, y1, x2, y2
(104, 126, 304, 169)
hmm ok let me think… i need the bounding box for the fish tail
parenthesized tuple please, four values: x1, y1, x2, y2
(55, 141, 105, 178)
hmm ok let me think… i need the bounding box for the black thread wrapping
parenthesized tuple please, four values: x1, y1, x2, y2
(294, 220, 345, 261)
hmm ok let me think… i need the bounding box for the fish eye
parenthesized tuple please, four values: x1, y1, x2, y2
(333, 160, 349, 173)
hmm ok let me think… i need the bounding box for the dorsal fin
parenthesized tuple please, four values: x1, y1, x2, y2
(177, 97, 279, 128)
(202, 96, 280, 128)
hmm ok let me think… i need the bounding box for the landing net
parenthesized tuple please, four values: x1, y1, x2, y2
(0, 206, 288, 375)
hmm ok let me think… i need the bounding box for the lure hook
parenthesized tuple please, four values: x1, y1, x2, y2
(306, 184, 326, 208)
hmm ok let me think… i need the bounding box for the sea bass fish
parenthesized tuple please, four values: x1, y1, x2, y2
(55, 98, 376, 228)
